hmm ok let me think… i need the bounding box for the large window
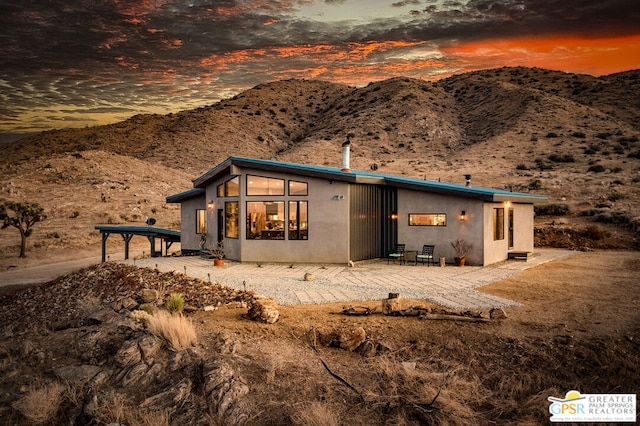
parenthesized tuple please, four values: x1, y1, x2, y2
(247, 175, 285, 196)
(196, 209, 206, 234)
(289, 201, 308, 240)
(409, 213, 447, 226)
(246, 201, 285, 239)
(225, 202, 239, 239)
(494, 208, 505, 240)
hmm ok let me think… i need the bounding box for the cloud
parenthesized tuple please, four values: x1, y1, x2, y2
(0, 0, 638, 133)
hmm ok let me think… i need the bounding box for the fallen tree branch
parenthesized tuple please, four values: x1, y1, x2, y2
(419, 313, 490, 322)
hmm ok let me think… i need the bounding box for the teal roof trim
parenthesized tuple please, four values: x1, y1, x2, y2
(166, 188, 205, 203)
(182, 156, 547, 204)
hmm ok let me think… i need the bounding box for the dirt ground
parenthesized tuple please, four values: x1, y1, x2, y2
(0, 250, 638, 425)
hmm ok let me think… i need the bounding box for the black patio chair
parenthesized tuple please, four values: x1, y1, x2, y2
(416, 245, 435, 266)
(388, 244, 406, 264)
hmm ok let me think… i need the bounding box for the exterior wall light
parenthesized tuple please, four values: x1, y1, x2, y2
(207, 200, 215, 209)
(504, 201, 511, 207)
(459, 210, 467, 221)
(390, 212, 398, 220)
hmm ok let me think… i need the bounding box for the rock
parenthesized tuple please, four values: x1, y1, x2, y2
(55, 365, 103, 385)
(202, 358, 249, 424)
(141, 378, 192, 409)
(355, 340, 377, 357)
(139, 288, 158, 303)
(382, 294, 401, 314)
(203, 305, 217, 312)
(137, 334, 162, 360)
(490, 308, 507, 319)
(114, 339, 142, 367)
(111, 297, 138, 311)
(303, 272, 315, 281)
(121, 362, 149, 387)
(331, 326, 366, 351)
(247, 298, 279, 324)
(87, 308, 120, 324)
(75, 330, 111, 364)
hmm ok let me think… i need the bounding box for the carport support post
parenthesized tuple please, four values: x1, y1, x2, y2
(101, 232, 110, 263)
(121, 233, 134, 260)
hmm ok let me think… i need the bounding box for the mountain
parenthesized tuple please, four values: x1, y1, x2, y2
(1, 67, 639, 263)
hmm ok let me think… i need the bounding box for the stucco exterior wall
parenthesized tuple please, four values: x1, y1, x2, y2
(397, 189, 485, 265)
(482, 202, 534, 265)
(203, 168, 350, 263)
(180, 196, 206, 252)
(512, 203, 535, 252)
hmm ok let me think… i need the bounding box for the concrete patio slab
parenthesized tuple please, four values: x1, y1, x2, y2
(126, 248, 574, 309)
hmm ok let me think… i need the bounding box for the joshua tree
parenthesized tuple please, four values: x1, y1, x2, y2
(0, 201, 47, 258)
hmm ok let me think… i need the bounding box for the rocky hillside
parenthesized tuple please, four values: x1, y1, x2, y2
(1, 67, 639, 263)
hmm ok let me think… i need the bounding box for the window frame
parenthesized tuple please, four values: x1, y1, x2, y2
(408, 213, 447, 226)
(246, 174, 285, 196)
(494, 207, 505, 240)
(288, 200, 308, 240)
(225, 201, 239, 239)
(196, 209, 206, 234)
(288, 180, 308, 196)
(246, 201, 286, 240)
(225, 176, 239, 197)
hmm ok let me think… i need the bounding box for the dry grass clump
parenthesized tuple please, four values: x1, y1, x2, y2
(146, 309, 197, 351)
(12, 382, 65, 425)
(92, 391, 171, 426)
(291, 401, 341, 426)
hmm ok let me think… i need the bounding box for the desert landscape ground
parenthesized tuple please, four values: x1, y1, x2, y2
(0, 66, 639, 424)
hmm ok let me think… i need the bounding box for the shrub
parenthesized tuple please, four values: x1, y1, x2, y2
(535, 204, 570, 216)
(596, 132, 612, 139)
(12, 382, 65, 425)
(582, 225, 609, 241)
(516, 164, 529, 170)
(607, 191, 626, 202)
(528, 179, 542, 190)
(571, 131, 586, 138)
(166, 293, 184, 313)
(548, 153, 575, 163)
(588, 165, 605, 173)
(545, 132, 558, 138)
(147, 310, 197, 351)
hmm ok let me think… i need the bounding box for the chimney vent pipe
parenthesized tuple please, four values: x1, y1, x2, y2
(464, 174, 472, 187)
(341, 136, 351, 172)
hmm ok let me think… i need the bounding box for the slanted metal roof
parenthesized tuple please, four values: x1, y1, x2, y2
(165, 188, 205, 203)
(176, 156, 547, 204)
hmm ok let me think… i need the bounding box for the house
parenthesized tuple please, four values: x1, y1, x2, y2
(166, 145, 546, 266)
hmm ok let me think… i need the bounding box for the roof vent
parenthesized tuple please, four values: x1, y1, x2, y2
(341, 136, 351, 172)
(464, 174, 471, 187)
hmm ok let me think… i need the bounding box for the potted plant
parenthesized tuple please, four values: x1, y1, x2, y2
(451, 239, 472, 266)
(204, 240, 225, 266)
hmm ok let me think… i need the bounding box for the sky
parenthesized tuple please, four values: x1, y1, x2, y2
(1, 0, 639, 137)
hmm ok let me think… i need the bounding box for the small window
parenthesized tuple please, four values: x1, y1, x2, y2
(225, 202, 239, 239)
(247, 175, 285, 196)
(217, 184, 224, 198)
(196, 209, 206, 234)
(289, 180, 308, 196)
(225, 177, 239, 197)
(289, 201, 308, 240)
(494, 208, 505, 240)
(409, 213, 447, 226)
(246, 201, 285, 239)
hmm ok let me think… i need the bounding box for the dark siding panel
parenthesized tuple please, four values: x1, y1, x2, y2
(349, 185, 397, 261)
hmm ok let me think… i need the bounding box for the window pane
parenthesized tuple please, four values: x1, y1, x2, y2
(494, 208, 504, 240)
(196, 209, 206, 234)
(225, 176, 239, 197)
(289, 201, 308, 240)
(408, 213, 446, 226)
(247, 175, 284, 196)
(225, 202, 239, 239)
(289, 181, 308, 196)
(246, 201, 285, 239)
(217, 184, 224, 198)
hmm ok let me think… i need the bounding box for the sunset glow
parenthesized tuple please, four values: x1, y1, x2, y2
(0, 0, 638, 136)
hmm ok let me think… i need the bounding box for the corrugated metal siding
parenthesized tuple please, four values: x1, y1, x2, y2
(349, 185, 397, 261)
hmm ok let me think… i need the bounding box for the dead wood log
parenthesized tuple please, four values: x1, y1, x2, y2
(419, 313, 490, 322)
(341, 306, 375, 316)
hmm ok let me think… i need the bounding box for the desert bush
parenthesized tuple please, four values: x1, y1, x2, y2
(545, 132, 558, 138)
(596, 132, 612, 139)
(166, 292, 184, 313)
(535, 159, 553, 171)
(12, 382, 65, 425)
(528, 179, 542, 190)
(515, 163, 529, 170)
(571, 131, 586, 138)
(588, 165, 605, 173)
(548, 153, 575, 163)
(146, 309, 197, 351)
(582, 225, 609, 241)
(535, 203, 570, 216)
(607, 191, 626, 202)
